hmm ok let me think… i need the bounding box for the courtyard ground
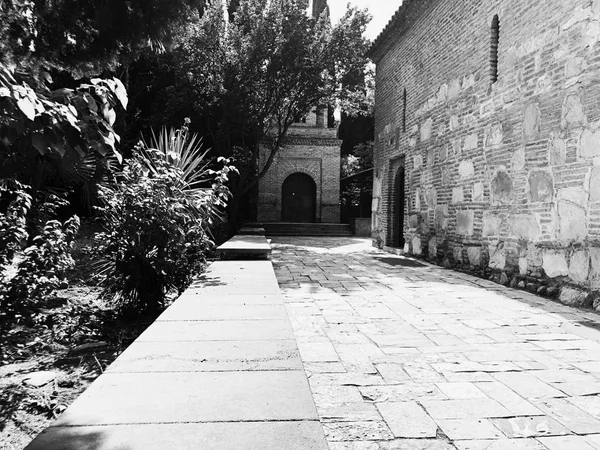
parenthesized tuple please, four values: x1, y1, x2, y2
(271, 236, 600, 450)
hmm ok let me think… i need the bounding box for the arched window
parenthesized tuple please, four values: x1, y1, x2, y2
(490, 15, 500, 83)
(402, 88, 407, 132)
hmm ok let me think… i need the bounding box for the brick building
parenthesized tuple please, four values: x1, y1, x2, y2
(369, 0, 600, 303)
(257, 112, 341, 223)
(256, 0, 341, 224)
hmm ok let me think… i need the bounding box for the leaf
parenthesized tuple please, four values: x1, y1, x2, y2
(17, 97, 36, 121)
(112, 77, 128, 109)
(32, 133, 50, 155)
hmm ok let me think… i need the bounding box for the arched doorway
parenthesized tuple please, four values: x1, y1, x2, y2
(282, 173, 317, 223)
(393, 166, 405, 247)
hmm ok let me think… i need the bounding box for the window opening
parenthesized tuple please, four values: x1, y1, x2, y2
(490, 15, 500, 83)
(402, 88, 407, 132)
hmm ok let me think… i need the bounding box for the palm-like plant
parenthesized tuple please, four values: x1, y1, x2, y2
(93, 120, 236, 314)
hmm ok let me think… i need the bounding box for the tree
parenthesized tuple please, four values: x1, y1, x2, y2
(175, 0, 372, 232)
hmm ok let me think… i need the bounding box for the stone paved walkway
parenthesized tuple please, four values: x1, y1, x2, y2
(271, 237, 600, 450)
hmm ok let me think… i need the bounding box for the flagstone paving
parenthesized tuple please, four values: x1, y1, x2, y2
(270, 237, 600, 450)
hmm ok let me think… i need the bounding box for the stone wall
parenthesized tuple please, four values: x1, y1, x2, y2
(257, 126, 341, 223)
(370, 0, 600, 307)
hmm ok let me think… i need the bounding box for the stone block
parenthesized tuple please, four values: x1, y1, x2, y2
(569, 250, 590, 284)
(467, 247, 482, 266)
(558, 200, 588, 242)
(412, 236, 422, 255)
(427, 148, 435, 166)
(549, 136, 567, 165)
(451, 138, 462, 154)
(428, 238, 437, 258)
(528, 171, 554, 203)
(519, 257, 528, 275)
(508, 214, 541, 241)
(459, 160, 475, 178)
(558, 187, 588, 207)
(489, 242, 506, 270)
(473, 182, 484, 202)
(377, 402, 437, 438)
(413, 154, 423, 170)
(453, 247, 463, 264)
(483, 213, 502, 236)
(562, 95, 586, 129)
(414, 188, 421, 209)
(441, 168, 450, 186)
(581, 129, 600, 159)
(511, 148, 526, 172)
(434, 205, 448, 232)
(452, 187, 464, 204)
(448, 78, 461, 98)
(542, 251, 569, 278)
(425, 187, 437, 207)
(420, 212, 429, 234)
(591, 168, 600, 201)
(449, 116, 459, 131)
(456, 211, 475, 236)
(437, 84, 448, 104)
(559, 285, 590, 307)
(408, 215, 419, 229)
(421, 118, 433, 142)
(463, 134, 479, 151)
(491, 170, 513, 204)
(591, 247, 600, 289)
(485, 124, 503, 147)
(523, 103, 541, 139)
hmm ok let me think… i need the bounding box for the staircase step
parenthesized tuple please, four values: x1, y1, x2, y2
(258, 223, 354, 237)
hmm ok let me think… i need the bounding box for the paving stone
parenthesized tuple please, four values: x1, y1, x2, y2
(378, 440, 456, 449)
(157, 303, 288, 321)
(538, 435, 598, 450)
(567, 395, 600, 418)
(136, 319, 294, 341)
(26, 422, 328, 450)
(435, 419, 505, 440)
(359, 384, 447, 403)
(328, 442, 379, 450)
(322, 421, 394, 441)
(492, 373, 566, 399)
(421, 398, 512, 419)
(297, 341, 340, 362)
(490, 416, 570, 438)
(532, 397, 600, 434)
(475, 382, 542, 416)
(106, 340, 301, 372)
(318, 402, 382, 422)
(377, 401, 438, 438)
(434, 382, 487, 399)
(454, 439, 546, 450)
(53, 371, 318, 425)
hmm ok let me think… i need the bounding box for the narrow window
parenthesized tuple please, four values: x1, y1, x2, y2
(490, 15, 500, 83)
(402, 88, 407, 132)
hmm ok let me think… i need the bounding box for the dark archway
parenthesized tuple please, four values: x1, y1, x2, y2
(393, 166, 406, 247)
(282, 173, 317, 223)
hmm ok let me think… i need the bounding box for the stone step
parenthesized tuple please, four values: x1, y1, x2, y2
(260, 222, 353, 237)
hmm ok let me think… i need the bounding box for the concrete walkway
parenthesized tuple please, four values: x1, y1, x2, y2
(26, 260, 328, 450)
(271, 237, 600, 450)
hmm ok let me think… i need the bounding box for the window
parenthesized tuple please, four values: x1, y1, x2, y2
(490, 15, 500, 83)
(402, 88, 407, 132)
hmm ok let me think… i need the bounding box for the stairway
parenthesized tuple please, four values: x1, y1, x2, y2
(260, 222, 353, 237)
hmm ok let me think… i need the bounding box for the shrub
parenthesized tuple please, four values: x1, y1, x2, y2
(0, 183, 80, 330)
(94, 121, 235, 314)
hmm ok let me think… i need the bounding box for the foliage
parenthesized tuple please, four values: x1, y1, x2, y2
(93, 121, 235, 314)
(0, 183, 80, 330)
(164, 0, 372, 229)
(341, 141, 373, 219)
(0, 0, 205, 78)
(0, 179, 31, 265)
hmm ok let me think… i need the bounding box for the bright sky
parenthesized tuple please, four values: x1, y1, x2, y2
(327, 0, 404, 40)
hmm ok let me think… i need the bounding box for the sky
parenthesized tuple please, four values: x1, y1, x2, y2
(327, 0, 404, 40)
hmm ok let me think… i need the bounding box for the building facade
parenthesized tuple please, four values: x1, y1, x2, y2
(257, 113, 341, 223)
(370, 0, 600, 304)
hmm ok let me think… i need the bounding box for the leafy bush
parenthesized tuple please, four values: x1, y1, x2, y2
(94, 121, 235, 314)
(0, 183, 80, 330)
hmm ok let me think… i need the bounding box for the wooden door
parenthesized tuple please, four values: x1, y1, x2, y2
(282, 173, 316, 223)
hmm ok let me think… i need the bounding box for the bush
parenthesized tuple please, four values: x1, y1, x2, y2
(0, 183, 80, 330)
(94, 121, 235, 314)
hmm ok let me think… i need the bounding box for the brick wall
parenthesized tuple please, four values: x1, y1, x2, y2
(257, 126, 341, 223)
(371, 0, 600, 306)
